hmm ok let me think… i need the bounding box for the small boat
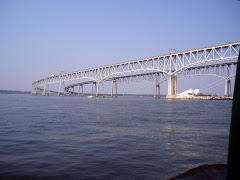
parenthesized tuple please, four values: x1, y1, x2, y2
(88, 96, 94, 98)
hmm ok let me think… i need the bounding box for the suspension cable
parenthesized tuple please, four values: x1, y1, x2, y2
(199, 78, 225, 91)
(200, 79, 225, 93)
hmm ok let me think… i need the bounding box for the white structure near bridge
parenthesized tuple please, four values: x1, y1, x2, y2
(178, 89, 200, 97)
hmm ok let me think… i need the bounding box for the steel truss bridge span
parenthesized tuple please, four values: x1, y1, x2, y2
(63, 62, 237, 97)
(32, 41, 240, 96)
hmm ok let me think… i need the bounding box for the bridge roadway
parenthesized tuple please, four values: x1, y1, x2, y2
(32, 41, 240, 97)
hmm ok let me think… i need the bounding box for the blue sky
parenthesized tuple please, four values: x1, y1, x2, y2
(0, 0, 239, 94)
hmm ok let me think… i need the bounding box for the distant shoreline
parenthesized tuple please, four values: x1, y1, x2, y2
(0, 90, 31, 95)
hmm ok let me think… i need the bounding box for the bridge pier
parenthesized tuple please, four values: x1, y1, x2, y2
(66, 87, 71, 96)
(154, 83, 160, 98)
(111, 79, 117, 97)
(167, 75, 178, 98)
(78, 85, 84, 96)
(67, 87, 74, 96)
(67, 88, 71, 96)
(225, 78, 231, 97)
(72, 87, 75, 96)
(91, 82, 97, 96)
(58, 81, 66, 96)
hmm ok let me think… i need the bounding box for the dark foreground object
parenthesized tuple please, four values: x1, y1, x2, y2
(168, 164, 227, 180)
(227, 53, 240, 179)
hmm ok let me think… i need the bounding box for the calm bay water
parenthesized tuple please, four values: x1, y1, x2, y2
(0, 94, 232, 179)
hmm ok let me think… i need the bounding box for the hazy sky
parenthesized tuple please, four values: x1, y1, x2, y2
(0, 0, 239, 94)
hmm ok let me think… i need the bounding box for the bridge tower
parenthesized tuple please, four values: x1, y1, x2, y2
(225, 64, 231, 97)
(111, 79, 117, 97)
(167, 75, 178, 96)
(167, 49, 178, 98)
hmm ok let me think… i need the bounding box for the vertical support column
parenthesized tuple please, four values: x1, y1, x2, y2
(111, 81, 114, 97)
(78, 85, 80, 96)
(72, 87, 74, 96)
(42, 85, 46, 96)
(225, 78, 231, 97)
(58, 81, 66, 96)
(68, 88, 71, 96)
(168, 75, 172, 96)
(91, 82, 96, 96)
(46, 84, 50, 96)
(167, 75, 178, 96)
(58, 83, 61, 96)
(154, 84, 160, 98)
(66, 88, 68, 96)
(91, 83, 93, 96)
(174, 75, 178, 95)
(115, 80, 117, 97)
(111, 79, 117, 97)
(225, 64, 231, 97)
(95, 83, 98, 97)
(81, 85, 84, 96)
(154, 84, 157, 98)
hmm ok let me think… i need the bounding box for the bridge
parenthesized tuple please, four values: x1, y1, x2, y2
(32, 41, 240, 98)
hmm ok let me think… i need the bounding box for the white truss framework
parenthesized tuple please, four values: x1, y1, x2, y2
(177, 62, 237, 79)
(32, 41, 240, 92)
(112, 62, 237, 85)
(115, 72, 168, 85)
(64, 62, 237, 93)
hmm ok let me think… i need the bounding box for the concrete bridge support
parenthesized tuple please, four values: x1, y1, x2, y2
(225, 78, 231, 96)
(111, 79, 117, 97)
(58, 81, 66, 96)
(167, 75, 178, 96)
(91, 82, 97, 96)
(154, 83, 160, 98)
(72, 87, 75, 96)
(78, 85, 84, 96)
(67, 87, 74, 96)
